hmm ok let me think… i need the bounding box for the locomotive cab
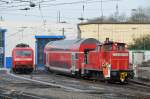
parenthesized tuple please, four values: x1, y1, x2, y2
(101, 40, 133, 82)
(12, 44, 34, 74)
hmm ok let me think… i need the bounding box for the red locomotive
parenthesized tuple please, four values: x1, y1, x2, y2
(44, 38, 134, 82)
(12, 43, 34, 73)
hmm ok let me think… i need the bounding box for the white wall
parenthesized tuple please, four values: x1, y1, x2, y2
(129, 50, 150, 64)
(0, 21, 78, 65)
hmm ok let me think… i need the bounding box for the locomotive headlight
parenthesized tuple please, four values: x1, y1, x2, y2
(125, 45, 128, 48)
(120, 72, 127, 82)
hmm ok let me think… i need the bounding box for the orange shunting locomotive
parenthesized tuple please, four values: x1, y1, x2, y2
(44, 38, 134, 82)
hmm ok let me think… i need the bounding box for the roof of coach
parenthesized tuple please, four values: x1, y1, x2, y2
(46, 38, 100, 51)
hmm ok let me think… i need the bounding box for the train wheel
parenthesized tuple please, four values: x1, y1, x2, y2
(44, 66, 53, 73)
(25, 68, 33, 74)
(12, 68, 16, 74)
(44, 66, 49, 71)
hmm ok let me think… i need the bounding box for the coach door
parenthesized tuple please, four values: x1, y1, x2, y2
(84, 49, 89, 64)
(71, 53, 76, 74)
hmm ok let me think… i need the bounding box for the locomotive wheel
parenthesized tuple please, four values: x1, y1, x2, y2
(24, 68, 33, 74)
(13, 68, 33, 74)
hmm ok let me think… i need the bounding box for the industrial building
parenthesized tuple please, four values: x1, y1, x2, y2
(79, 23, 150, 44)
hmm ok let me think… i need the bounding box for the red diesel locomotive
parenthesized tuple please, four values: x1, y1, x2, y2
(12, 44, 34, 73)
(44, 38, 134, 82)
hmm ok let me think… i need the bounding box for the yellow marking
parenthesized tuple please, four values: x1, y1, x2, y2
(120, 72, 127, 82)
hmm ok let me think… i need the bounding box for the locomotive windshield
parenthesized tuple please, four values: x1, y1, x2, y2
(16, 50, 32, 57)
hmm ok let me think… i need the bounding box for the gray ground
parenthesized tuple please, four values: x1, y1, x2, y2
(0, 69, 150, 99)
(138, 67, 150, 81)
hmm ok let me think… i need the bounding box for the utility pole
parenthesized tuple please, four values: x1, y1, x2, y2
(57, 11, 61, 23)
(115, 4, 119, 20)
(19, 26, 27, 42)
(0, 16, 3, 21)
(62, 28, 64, 36)
(100, 0, 103, 22)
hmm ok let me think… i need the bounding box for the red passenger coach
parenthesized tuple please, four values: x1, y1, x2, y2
(12, 44, 34, 74)
(44, 38, 134, 82)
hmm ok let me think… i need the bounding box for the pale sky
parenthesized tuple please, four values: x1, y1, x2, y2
(0, 0, 149, 24)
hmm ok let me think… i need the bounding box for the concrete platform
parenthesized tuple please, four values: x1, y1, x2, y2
(0, 68, 9, 74)
(134, 67, 150, 85)
(138, 67, 150, 80)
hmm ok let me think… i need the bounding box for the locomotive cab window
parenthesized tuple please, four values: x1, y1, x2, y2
(103, 44, 113, 51)
(16, 50, 32, 57)
(117, 43, 125, 51)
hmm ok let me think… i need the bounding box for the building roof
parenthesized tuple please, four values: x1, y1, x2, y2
(45, 38, 100, 51)
(35, 35, 65, 39)
(79, 22, 150, 25)
(0, 28, 7, 33)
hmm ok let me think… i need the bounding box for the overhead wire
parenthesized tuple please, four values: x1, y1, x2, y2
(0, 0, 9, 3)
(0, 0, 120, 14)
(0, 0, 119, 10)
(0, 0, 122, 24)
(1, 0, 126, 45)
(38, 0, 47, 30)
(40, 0, 119, 7)
(0, 11, 79, 21)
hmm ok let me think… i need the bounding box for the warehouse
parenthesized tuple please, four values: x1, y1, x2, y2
(79, 23, 150, 44)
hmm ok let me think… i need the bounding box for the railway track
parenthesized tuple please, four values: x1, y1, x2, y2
(45, 72, 150, 93)
(0, 71, 150, 99)
(29, 69, 150, 89)
(1, 69, 150, 99)
(129, 79, 150, 87)
(0, 87, 49, 99)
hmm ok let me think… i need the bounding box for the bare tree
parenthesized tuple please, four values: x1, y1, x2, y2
(87, 16, 107, 23)
(129, 7, 150, 23)
(86, 7, 150, 23)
